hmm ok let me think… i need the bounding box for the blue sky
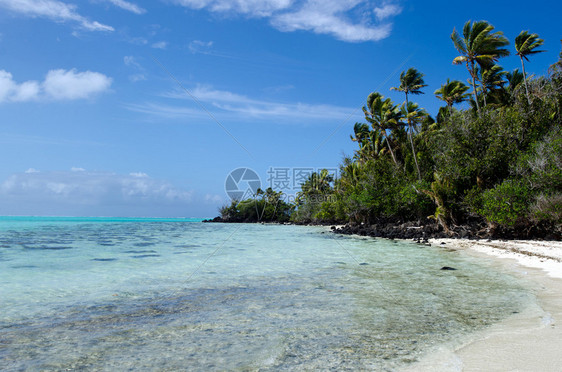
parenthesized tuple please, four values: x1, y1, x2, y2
(0, 0, 560, 217)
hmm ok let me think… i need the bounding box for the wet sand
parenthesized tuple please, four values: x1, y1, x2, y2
(403, 239, 562, 371)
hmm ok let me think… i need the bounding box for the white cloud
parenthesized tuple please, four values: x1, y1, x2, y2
(0, 69, 112, 102)
(0, 70, 40, 102)
(129, 84, 362, 123)
(12, 80, 41, 101)
(71, 167, 85, 172)
(43, 69, 112, 100)
(374, 3, 401, 21)
(151, 41, 168, 49)
(172, 0, 402, 42)
(0, 170, 196, 217)
(25, 168, 39, 174)
(272, 5, 391, 42)
(0, 0, 114, 31)
(105, 0, 145, 14)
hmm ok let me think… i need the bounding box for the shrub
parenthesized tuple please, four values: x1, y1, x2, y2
(478, 180, 531, 227)
(530, 193, 562, 224)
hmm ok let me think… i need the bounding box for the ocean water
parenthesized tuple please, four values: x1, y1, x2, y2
(0, 217, 534, 370)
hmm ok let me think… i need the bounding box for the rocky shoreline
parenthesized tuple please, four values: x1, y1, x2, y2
(204, 216, 560, 241)
(332, 219, 560, 241)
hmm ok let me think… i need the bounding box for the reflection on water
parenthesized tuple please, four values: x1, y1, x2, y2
(0, 218, 534, 370)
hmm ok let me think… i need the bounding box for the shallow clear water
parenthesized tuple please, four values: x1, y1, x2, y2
(0, 218, 534, 370)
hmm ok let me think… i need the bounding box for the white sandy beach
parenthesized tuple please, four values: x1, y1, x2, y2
(403, 239, 562, 372)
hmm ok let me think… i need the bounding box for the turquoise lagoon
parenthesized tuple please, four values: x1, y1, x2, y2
(0, 217, 535, 370)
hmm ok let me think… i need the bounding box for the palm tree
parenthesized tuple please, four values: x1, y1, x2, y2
(400, 102, 427, 180)
(434, 79, 470, 115)
(515, 31, 545, 104)
(350, 122, 370, 148)
(506, 69, 524, 92)
(391, 68, 427, 179)
(477, 64, 507, 106)
(362, 92, 402, 167)
(451, 20, 510, 114)
(299, 169, 334, 198)
(391, 68, 427, 106)
(351, 123, 386, 161)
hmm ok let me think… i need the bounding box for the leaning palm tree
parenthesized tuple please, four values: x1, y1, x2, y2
(451, 20, 510, 114)
(391, 68, 427, 106)
(515, 31, 545, 104)
(434, 79, 470, 115)
(400, 102, 427, 180)
(350, 123, 370, 148)
(362, 92, 402, 167)
(351, 123, 384, 161)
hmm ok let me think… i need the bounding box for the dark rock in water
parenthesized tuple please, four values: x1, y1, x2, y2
(359, 262, 369, 266)
(440, 266, 457, 271)
(330, 226, 336, 230)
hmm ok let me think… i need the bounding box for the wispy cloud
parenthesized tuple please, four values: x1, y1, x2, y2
(124, 56, 147, 82)
(128, 84, 361, 123)
(0, 0, 114, 31)
(0, 68, 112, 103)
(124, 102, 207, 119)
(188, 40, 214, 54)
(151, 41, 168, 49)
(172, 0, 402, 42)
(105, 0, 145, 14)
(172, 0, 292, 17)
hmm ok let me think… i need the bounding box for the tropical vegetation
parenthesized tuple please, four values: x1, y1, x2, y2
(219, 21, 561, 238)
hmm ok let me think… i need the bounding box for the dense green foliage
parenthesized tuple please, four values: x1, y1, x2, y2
(219, 188, 293, 223)
(220, 22, 561, 237)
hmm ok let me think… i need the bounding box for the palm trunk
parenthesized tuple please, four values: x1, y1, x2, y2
(383, 132, 398, 167)
(520, 56, 531, 104)
(408, 122, 421, 180)
(468, 61, 481, 114)
(405, 94, 421, 181)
